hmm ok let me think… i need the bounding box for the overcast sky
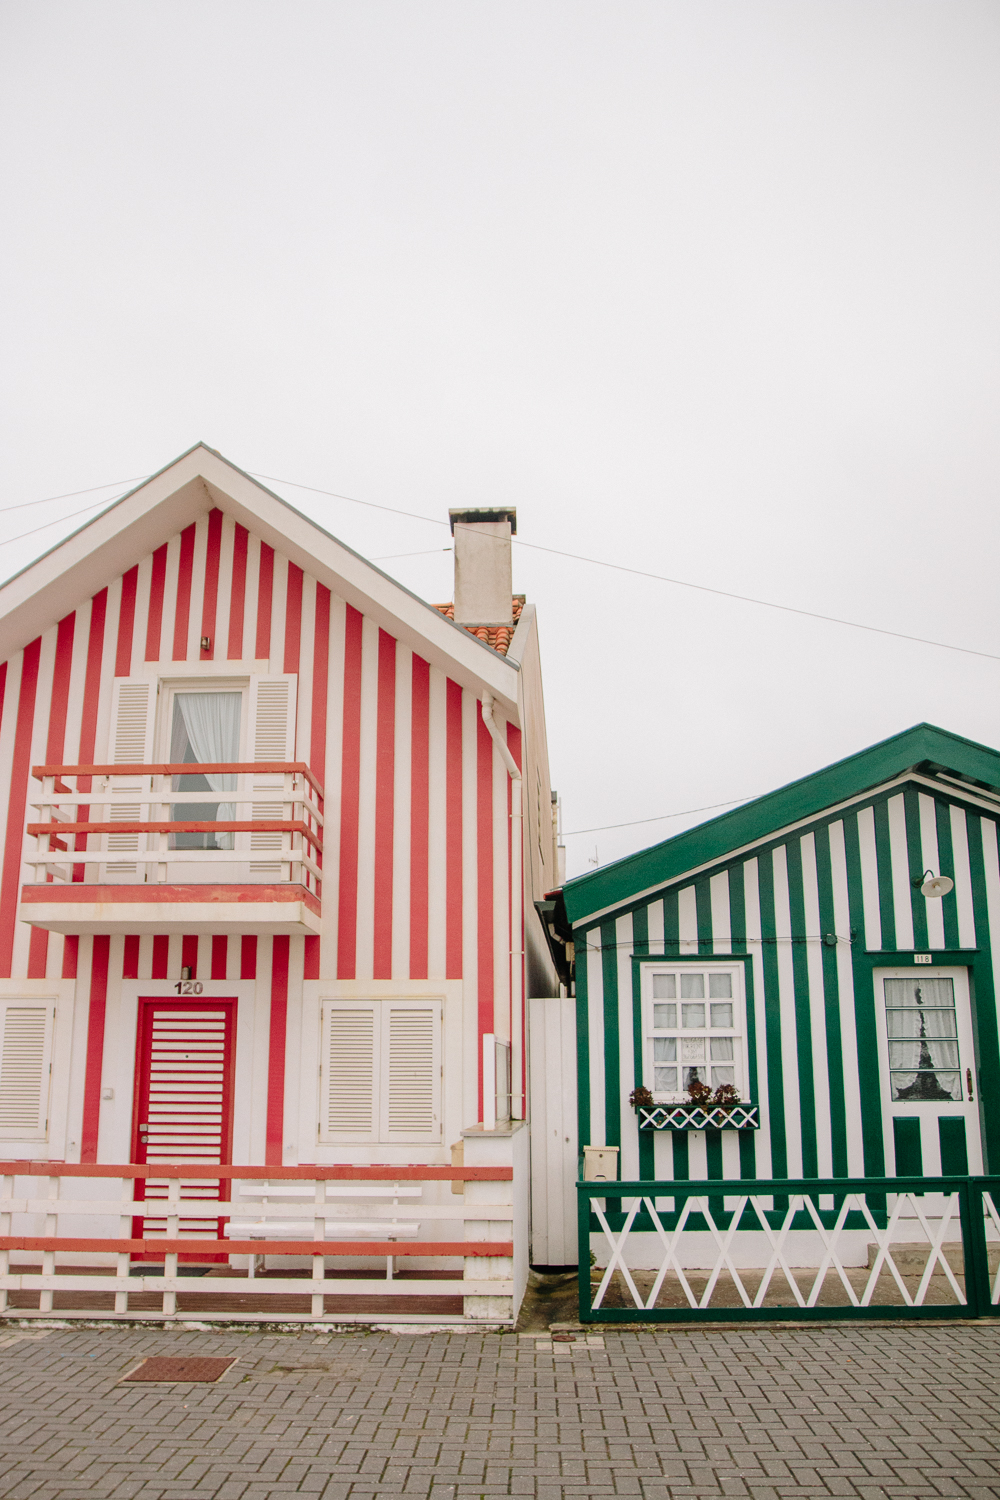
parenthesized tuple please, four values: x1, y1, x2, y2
(1, 2, 998, 877)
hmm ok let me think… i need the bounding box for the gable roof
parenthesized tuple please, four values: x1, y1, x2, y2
(562, 722, 1000, 926)
(0, 443, 521, 714)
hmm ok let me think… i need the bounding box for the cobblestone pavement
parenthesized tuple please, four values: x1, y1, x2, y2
(0, 1321, 998, 1499)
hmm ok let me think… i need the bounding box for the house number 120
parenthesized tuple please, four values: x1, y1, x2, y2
(173, 980, 204, 995)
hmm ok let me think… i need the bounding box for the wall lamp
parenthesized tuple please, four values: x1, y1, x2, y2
(912, 869, 954, 899)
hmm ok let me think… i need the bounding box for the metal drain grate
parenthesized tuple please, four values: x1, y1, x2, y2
(123, 1357, 236, 1383)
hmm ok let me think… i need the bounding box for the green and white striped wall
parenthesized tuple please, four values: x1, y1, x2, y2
(567, 726, 1000, 1184)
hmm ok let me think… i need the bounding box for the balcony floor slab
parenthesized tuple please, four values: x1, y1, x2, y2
(18, 883, 322, 936)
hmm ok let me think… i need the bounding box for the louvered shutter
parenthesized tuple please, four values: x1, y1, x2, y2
(319, 1003, 378, 1141)
(246, 675, 297, 875)
(102, 678, 155, 879)
(0, 1000, 53, 1140)
(382, 1003, 441, 1143)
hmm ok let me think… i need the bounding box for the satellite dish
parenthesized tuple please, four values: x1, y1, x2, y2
(920, 873, 954, 899)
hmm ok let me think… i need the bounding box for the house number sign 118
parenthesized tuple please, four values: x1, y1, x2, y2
(173, 980, 204, 995)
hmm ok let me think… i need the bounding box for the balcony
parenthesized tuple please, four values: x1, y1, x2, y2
(18, 761, 323, 936)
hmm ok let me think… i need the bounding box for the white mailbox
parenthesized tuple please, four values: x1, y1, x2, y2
(583, 1145, 619, 1181)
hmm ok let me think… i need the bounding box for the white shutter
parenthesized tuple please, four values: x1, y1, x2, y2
(319, 1003, 378, 1141)
(382, 1002, 441, 1143)
(318, 1000, 442, 1144)
(247, 675, 297, 874)
(0, 1001, 53, 1140)
(103, 678, 155, 879)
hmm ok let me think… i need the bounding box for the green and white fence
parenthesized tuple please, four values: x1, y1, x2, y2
(578, 1175, 1000, 1322)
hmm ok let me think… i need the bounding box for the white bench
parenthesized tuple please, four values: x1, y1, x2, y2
(223, 1183, 423, 1278)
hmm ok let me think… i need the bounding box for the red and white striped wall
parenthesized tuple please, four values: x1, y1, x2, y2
(0, 506, 535, 1162)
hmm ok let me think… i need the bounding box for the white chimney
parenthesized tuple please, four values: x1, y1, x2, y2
(449, 507, 516, 626)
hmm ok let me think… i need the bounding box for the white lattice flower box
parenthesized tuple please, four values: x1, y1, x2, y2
(637, 1103, 760, 1131)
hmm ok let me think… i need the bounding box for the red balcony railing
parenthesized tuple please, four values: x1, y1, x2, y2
(26, 762, 324, 894)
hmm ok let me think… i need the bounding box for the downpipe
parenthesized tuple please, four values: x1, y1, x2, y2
(481, 693, 523, 1123)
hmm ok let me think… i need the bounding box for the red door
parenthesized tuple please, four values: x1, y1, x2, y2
(131, 998, 237, 1261)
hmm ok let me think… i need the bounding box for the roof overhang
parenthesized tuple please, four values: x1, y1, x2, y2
(0, 444, 520, 716)
(563, 722, 1000, 927)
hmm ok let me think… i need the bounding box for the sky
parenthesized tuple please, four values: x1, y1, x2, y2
(1, 1, 998, 878)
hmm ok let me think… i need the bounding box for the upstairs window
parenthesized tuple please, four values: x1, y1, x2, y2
(643, 965, 745, 1103)
(169, 690, 242, 851)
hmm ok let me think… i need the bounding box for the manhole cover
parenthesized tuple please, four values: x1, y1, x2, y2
(123, 1357, 236, 1383)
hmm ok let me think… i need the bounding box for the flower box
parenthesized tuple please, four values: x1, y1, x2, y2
(637, 1102, 760, 1131)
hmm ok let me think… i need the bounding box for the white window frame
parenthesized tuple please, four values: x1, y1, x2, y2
(641, 960, 747, 1104)
(318, 998, 443, 1146)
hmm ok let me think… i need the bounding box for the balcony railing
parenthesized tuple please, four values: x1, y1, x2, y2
(26, 762, 324, 893)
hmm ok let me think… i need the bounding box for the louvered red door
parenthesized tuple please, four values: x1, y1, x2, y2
(131, 998, 236, 1261)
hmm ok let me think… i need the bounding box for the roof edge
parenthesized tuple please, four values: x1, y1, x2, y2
(563, 722, 1000, 925)
(0, 445, 521, 709)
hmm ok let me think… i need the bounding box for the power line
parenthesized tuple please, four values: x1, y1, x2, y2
(563, 796, 758, 836)
(250, 472, 448, 530)
(0, 496, 129, 548)
(371, 547, 453, 562)
(256, 471, 1000, 664)
(0, 477, 149, 518)
(12, 465, 1000, 665)
(510, 538, 1000, 664)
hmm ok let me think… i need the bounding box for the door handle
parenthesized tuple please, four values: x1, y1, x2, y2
(967, 1068, 974, 1102)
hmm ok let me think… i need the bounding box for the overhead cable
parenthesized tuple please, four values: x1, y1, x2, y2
(563, 796, 758, 836)
(255, 471, 1000, 664)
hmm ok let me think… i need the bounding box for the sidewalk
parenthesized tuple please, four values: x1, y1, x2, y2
(0, 1320, 997, 1498)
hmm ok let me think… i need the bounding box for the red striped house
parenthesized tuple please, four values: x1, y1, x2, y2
(0, 445, 559, 1209)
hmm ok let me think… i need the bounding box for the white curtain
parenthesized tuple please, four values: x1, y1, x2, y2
(172, 693, 240, 848)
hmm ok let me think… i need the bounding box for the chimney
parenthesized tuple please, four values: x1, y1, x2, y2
(448, 507, 517, 626)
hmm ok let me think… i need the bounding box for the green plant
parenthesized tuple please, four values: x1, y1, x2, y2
(685, 1076, 714, 1106)
(684, 1077, 742, 1109)
(712, 1083, 741, 1108)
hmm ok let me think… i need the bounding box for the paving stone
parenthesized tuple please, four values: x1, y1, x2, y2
(0, 1325, 998, 1497)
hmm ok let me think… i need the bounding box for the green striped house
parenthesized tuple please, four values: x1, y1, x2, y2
(562, 724, 1000, 1192)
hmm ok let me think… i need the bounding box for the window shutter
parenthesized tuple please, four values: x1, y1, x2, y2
(382, 1003, 441, 1142)
(0, 1001, 53, 1139)
(320, 1003, 378, 1141)
(103, 678, 155, 879)
(247, 675, 297, 874)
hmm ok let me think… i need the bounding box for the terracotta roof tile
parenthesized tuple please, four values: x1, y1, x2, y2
(433, 596, 524, 657)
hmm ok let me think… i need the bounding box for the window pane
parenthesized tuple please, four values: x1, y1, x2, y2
(652, 974, 676, 999)
(653, 1003, 677, 1029)
(680, 973, 705, 999)
(710, 1037, 734, 1061)
(891, 1071, 961, 1102)
(681, 1003, 705, 1028)
(711, 1066, 735, 1087)
(708, 974, 732, 999)
(886, 1009, 957, 1039)
(170, 691, 242, 852)
(884, 978, 955, 1008)
(681, 1038, 705, 1062)
(654, 1066, 678, 1091)
(710, 1003, 733, 1029)
(653, 1038, 676, 1061)
(888, 1040, 960, 1071)
(683, 1066, 705, 1089)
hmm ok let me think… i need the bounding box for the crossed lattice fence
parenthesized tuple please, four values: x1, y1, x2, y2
(578, 1175, 1000, 1322)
